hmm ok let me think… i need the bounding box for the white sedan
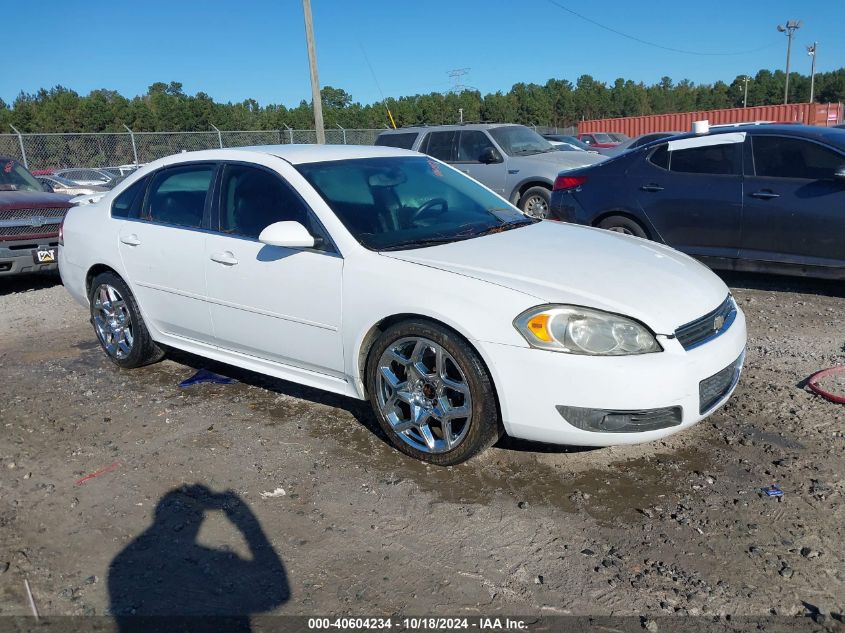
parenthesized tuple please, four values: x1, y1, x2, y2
(59, 145, 746, 465)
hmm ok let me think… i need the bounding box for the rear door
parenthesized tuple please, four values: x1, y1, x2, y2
(632, 135, 744, 258)
(455, 130, 508, 195)
(741, 134, 845, 268)
(117, 163, 216, 343)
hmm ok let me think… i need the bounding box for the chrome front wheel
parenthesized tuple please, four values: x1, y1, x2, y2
(375, 336, 473, 454)
(92, 283, 134, 359)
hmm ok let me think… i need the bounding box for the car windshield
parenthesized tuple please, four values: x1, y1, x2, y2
(593, 133, 615, 144)
(0, 159, 44, 192)
(296, 156, 536, 251)
(489, 126, 554, 156)
(560, 136, 592, 151)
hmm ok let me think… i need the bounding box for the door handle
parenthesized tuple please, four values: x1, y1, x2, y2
(750, 190, 780, 200)
(120, 234, 141, 246)
(640, 183, 664, 192)
(210, 251, 239, 266)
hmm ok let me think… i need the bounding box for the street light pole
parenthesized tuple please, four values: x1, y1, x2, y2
(302, 0, 325, 144)
(742, 76, 750, 108)
(777, 20, 802, 105)
(807, 42, 817, 103)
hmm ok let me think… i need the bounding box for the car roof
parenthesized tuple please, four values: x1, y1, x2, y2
(656, 124, 845, 146)
(378, 123, 522, 134)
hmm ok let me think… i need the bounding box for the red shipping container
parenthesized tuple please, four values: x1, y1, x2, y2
(578, 102, 844, 136)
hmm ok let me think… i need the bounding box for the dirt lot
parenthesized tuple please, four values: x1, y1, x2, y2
(0, 272, 843, 626)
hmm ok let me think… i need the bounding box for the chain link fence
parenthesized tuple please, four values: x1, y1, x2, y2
(0, 128, 386, 171)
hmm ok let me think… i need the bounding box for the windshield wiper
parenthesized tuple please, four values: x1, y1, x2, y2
(379, 236, 462, 251)
(466, 219, 535, 239)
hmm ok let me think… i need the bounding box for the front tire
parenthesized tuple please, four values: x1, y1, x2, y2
(518, 186, 551, 219)
(89, 271, 164, 369)
(366, 320, 501, 465)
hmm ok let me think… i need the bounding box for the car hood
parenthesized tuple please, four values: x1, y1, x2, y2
(0, 190, 74, 209)
(382, 221, 729, 334)
(514, 150, 605, 169)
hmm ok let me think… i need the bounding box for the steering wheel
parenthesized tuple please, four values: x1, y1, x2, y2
(411, 197, 449, 222)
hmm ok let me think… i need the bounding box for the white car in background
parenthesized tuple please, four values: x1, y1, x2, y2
(59, 145, 746, 464)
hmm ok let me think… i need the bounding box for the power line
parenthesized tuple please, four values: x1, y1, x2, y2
(545, 0, 779, 56)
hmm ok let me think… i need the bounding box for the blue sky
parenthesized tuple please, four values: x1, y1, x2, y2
(3, 0, 842, 107)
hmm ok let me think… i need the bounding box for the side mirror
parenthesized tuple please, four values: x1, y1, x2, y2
(479, 147, 503, 164)
(258, 221, 315, 249)
(834, 166, 845, 182)
(41, 181, 54, 193)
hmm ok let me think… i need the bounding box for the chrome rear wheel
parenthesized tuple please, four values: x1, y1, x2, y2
(92, 283, 134, 359)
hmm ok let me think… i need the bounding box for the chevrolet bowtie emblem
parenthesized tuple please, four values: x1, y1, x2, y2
(28, 216, 46, 228)
(714, 315, 725, 331)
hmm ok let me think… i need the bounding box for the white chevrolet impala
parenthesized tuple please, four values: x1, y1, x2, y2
(59, 145, 746, 464)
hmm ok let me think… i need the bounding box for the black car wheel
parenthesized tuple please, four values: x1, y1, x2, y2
(597, 215, 648, 239)
(518, 187, 551, 219)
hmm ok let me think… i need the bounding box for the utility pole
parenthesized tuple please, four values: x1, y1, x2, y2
(777, 20, 802, 105)
(807, 42, 817, 103)
(458, 108, 463, 124)
(742, 76, 750, 108)
(302, 0, 325, 144)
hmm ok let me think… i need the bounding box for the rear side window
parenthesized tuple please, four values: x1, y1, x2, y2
(375, 132, 418, 150)
(144, 165, 214, 228)
(648, 145, 669, 169)
(669, 143, 740, 175)
(752, 136, 844, 180)
(111, 177, 148, 219)
(421, 131, 457, 161)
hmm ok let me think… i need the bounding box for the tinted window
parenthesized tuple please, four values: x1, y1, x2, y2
(145, 165, 214, 228)
(753, 136, 845, 180)
(670, 143, 739, 175)
(111, 177, 148, 219)
(649, 145, 669, 169)
(422, 131, 457, 161)
(219, 165, 309, 239)
(0, 158, 42, 192)
(457, 131, 495, 162)
(375, 132, 418, 150)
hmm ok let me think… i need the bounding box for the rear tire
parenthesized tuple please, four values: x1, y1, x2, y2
(518, 186, 551, 219)
(366, 319, 501, 465)
(89, 271, 164, 369)
(597, 215, 648, 239)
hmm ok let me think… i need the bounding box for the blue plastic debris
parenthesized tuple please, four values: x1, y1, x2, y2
(178, 369, 237, 388)
(761, 485, 784, 497)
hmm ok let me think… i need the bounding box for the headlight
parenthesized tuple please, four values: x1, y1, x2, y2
(514, 305, 662, 355)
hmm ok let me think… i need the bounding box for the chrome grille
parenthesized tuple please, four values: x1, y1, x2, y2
(675, 295, 736, 350)
(0, 207, 69, 222)
(0, 222, 61, 238)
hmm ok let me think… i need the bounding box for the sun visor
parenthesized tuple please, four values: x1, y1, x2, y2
(667, 132, 746, 151)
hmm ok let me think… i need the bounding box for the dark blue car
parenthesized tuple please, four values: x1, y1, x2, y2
(549, 124, 845, 279)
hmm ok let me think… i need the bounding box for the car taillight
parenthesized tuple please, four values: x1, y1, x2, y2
(553, 175, 587, 191)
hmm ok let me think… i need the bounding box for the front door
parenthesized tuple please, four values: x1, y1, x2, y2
(456, 130, 508, 196)
(117, 163, 215, 343)
(633, 136, 744, 258)
(203, 163, 345, 377)
(741, 134, 845, 268)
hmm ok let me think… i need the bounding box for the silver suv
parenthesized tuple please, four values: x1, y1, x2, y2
(376, 124, 605, 217)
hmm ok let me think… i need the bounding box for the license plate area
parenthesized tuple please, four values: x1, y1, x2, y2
(32, 248, 57, 264)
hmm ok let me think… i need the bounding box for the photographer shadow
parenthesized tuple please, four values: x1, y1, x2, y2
(108, 485, 289, 632)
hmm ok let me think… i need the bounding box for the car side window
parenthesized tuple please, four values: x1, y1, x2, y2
(219, 164, 311, 240)
(375, 132, 418, 150)
(422, 131, 457, 162)
(144, 165, 214, 229)
(111, 177, 148, 219)
(457, 131, 495, 162)
(669, 143, 740, 175)
(649, 144, 669, 169)
(752, 136, 844, 180)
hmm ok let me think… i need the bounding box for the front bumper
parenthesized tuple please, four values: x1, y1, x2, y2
(476, 307, 747, 446)
(0, 240, 60, 276)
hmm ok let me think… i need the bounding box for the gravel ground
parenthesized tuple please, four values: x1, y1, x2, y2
(0, 272, 843, 626)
